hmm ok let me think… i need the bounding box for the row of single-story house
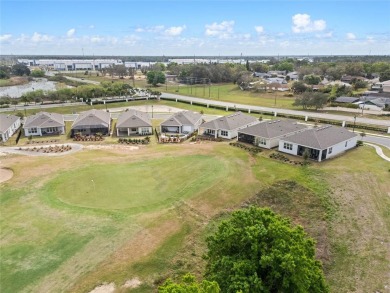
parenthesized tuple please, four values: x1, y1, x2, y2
(2, 109, 358, 162)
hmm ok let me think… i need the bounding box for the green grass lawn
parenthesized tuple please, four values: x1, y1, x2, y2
(48, 155, 226, 212)
(0, 142, 389, 293)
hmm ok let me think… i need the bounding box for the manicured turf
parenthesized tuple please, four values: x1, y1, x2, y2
(0, 143, 389, 293)
(50, 155, 226, 211)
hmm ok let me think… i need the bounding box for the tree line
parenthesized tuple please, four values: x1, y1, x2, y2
(0, 81, 146, 107)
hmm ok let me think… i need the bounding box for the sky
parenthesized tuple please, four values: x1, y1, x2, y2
(0, 0, 390, 56)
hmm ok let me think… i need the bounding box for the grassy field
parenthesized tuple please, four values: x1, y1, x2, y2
(0, 77, 29, 87)
(1, 141, 389, 293)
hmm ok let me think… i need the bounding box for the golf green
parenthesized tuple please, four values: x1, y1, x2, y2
(49, 155, 226, 210)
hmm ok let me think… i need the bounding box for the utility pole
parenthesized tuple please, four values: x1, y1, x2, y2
(209, 79, 211, 98)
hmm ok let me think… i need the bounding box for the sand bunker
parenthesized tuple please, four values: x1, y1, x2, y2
(0, 168, 13, 184)
(84, 145, 139, 151)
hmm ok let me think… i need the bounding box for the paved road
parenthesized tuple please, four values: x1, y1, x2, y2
(63, 76, 100, 85)
(0, 102, 85, 113)
(363, 135, 390, 149)
(161, 93, 390, 128)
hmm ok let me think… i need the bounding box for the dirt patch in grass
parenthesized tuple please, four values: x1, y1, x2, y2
(70, 218, 182, 293)
(326, 172, 390, 293)
(88, 283, 115, 293)
(0, 167, 13, 183)
(243, 180, 330, 263)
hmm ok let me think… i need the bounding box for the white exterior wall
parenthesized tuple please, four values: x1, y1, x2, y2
(326, 136, 357, 159)
(24, 127, 42, 137)
(182, 125, 193, 133)
(139, 127, 152, 135)
(278, 140, 299, 155)
(218, 129, 234, 139)
(1, 118, 21, 141)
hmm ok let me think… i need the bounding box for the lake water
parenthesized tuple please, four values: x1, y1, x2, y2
(0, 78, 57, 98)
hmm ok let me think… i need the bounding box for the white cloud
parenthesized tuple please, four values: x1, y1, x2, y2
(164, 25, 186, 36)
(292, 14, 326, 33)
(135, 25, 165, 33)
(31, 32, 52, 42)
(316, 31, 333, 38)
(205, 21, 234, 38)
(254, 26, 264, 34)
(89, 36, 104, 43)
(89, 25, 95, 29)
(346, 32, 356, 40)
(66, 28, 76, 37)
(0, 34, 12, 41)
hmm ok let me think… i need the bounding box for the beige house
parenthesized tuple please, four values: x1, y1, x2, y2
(116, 109, 152, 136)
(24, 112, 65, 137)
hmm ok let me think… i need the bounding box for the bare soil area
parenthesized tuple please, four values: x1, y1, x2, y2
(0, 167, 13, 183)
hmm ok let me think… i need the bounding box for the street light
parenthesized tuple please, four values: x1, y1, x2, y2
(353, 115, 356, 132)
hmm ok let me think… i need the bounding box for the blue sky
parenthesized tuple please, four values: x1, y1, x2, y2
(1, 0, 389, 55)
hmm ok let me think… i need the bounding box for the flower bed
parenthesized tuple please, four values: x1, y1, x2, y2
(73, 134, 104, 142)
(19, 145, 72, 154)
(269, 152, 307, 166)
(27, 139, 59, 144)
(118, 137, 150, 145)
(229, 142, 262, 154)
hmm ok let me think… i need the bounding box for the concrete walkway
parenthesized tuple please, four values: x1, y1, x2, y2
(364, 143, 390, 162)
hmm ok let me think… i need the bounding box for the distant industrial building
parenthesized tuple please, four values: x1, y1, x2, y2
(17, 59, 123, 71)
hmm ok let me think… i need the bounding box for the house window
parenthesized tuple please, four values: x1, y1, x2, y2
(345, 141, 348, 147)
(329, 147, 333, 154)
(131, 128, 137, 131)
(30, 128, 37, 134)
(259, 138, 266, 145)
(283, 142, 293, 150)
(220, 130, 228, 137)
(206, 129, 214, 135)
(141, 128, 150, 134)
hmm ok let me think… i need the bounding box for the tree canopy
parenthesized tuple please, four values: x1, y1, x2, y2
(205, 207, 328, 293)
(11, 64, 30, 76)
(159, 273, 220, 293)
(147, 70, 166, 86)
(293, 92, 329, 110)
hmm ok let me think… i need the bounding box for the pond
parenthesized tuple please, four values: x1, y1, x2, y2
(0, 78, 57, 98)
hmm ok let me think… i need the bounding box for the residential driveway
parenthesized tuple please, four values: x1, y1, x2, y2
(161, 93, 390, 127)
(0, 143, 83, 157)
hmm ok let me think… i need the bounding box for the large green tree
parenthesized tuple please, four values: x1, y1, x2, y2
(304, 74, 321, 85)
(159, 273, 220, 293)
(205, 207, 328, 293)
(11, 64, 30, 76)
(291, 81, 307, 94)
(147, 70, 166, 86)
(294, 92, 329, 110)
